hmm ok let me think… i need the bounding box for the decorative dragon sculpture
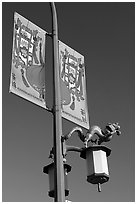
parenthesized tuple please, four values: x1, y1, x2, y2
(49, 123, 121, 159)
(84, 122, 121, 147)
(63, 122, 121, 146)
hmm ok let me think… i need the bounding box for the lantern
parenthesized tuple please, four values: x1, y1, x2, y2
(80, 145, 111, 191)
(43, 163, 71, 197)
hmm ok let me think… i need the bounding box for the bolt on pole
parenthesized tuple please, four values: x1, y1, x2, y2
(50, 2, 65, 202)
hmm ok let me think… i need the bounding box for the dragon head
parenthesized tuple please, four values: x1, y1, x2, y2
(98, 123, 121, 145)
(104, 123, 121, 136)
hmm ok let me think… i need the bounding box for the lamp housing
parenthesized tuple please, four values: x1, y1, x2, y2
(80, 145, 111, 185)
(43, 162, 71, 198)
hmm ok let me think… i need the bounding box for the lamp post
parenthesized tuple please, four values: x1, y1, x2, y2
(9, 2, 121, 202)
(43, 2, 121, 201)
(49, 2, 65, 202)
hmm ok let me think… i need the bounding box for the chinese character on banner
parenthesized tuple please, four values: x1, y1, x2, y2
(59, 41, 89, 129)
(9, 12, 47, 109)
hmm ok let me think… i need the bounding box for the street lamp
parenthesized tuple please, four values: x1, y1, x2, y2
(44, 122, 121, 198)
(43, 163, 71, 198)
(80, 145, 111, 192)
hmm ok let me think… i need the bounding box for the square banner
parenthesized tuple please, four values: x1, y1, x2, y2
(59, 41, 89, 129)
(9, 12, 47, 109)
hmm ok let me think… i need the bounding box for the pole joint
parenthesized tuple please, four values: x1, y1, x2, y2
(46, 106, 54, 113)
(46, 32, 53, 37)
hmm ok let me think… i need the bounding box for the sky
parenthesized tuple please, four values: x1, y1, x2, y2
(2, 2, 135, 202)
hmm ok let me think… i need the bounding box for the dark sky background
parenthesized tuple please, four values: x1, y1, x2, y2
(2, 2, 135, 202)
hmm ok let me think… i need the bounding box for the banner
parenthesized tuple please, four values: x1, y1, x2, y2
(9, 12, 47, 109)
(59, 41, 89, 129)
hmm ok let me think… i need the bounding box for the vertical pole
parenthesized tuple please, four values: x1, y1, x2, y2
(50, 2, 65, 202)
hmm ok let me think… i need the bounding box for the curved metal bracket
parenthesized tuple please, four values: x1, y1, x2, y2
(63, 126, 85, 142)
(62, 127, 86, 157)
(66, 145, 83, 153)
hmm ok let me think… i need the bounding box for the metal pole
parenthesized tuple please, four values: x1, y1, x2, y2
(50, 2, 65, 202)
